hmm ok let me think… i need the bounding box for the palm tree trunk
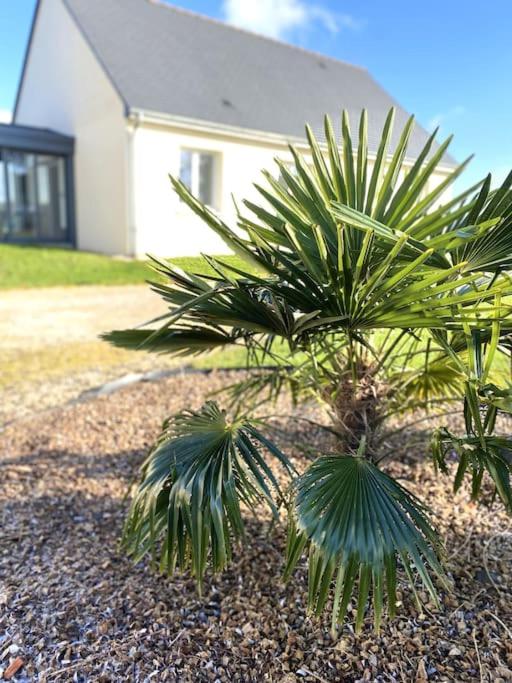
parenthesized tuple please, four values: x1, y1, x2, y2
(327, 363, 385, 453)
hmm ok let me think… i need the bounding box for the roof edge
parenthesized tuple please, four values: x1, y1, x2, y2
(147, 0, 368, 73)
(129, 107, 310, 147)
(62, 0, 129, 113)
(14, 0, 129, 121)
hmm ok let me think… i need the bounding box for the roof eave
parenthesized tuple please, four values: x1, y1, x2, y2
(127, 107, 459, 172)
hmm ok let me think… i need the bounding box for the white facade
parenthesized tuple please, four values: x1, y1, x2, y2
(15, 0, 128, 254)
(129, 114, 454, 257)
(129, 115, 316, 256)
(14, 0, 455, 258)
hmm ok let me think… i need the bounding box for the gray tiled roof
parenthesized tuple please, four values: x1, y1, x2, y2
(62, 0, 456, 166)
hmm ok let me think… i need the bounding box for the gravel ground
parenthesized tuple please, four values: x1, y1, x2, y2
(0, 349, 182, 428)
(1, 372, 511, 682)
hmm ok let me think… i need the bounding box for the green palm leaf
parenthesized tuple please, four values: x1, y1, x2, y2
(454, 173, 512, 271)
(123, 401, 294, 591)
(396, 355, 466, 403)
(430, 324, 512, 510)
(284, 455, 448, 633)
(432, 429, 512, 511)
(102, 326, 241, 356)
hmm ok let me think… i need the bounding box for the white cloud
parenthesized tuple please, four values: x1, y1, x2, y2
(427, 105, 465, 132)
(222, 0, 361, 40)
(0, 109, 12, 124)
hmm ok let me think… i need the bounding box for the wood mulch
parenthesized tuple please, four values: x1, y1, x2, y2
(1, 372, 511, 682)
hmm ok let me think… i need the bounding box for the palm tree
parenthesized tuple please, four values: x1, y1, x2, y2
(104, 108, 512, 632)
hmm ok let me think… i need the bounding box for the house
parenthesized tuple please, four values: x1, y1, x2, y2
(6, 0, 456, 256)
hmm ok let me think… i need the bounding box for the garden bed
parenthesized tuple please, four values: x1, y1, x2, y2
(1, 372, 511, 682)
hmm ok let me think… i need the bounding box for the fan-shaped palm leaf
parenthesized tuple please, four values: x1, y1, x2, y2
(107, 108, 512, 356)
(284, 454, 448, 633)
(123, 401, 294, 591)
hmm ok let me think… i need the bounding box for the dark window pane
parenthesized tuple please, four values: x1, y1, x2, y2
(0, 153, 7, 238)
(37, 156, 68, 239)
(5, 151, 38, 240)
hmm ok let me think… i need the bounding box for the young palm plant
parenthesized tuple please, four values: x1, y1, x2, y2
(105, 108, 512, 631)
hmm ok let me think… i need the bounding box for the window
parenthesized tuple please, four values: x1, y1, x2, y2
(179, 149, 216, 207)
(0, 149, 70, 243)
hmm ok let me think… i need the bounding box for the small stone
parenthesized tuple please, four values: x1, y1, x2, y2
(415, 659, 428, 682)
(335, 638, 349, 652)
(496, 667, 512, 678)
(98, 621, 110, 634)
(280, 675, 297, 683)
(3, 657, 24, 680)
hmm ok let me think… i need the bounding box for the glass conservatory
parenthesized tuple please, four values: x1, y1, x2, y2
(0, 124, 75, 245)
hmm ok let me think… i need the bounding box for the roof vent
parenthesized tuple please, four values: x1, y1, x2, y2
(221, 98, 234, 108)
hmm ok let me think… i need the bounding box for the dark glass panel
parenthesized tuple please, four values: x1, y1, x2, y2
(5, 151, 38, 239)
(37, 155, 68, 239)
(0, 152, 7, 238)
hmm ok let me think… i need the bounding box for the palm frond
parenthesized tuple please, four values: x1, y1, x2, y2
(284, 454, 447, 633)
(445, 172, 512, 272)
(217, 366, 297, 410)
(394, 355, 466, 403)
(106, 108, 512, 357)
(432, 324, 512, 509)
(432, 429, 512, 511)
(102, 326, 242, 356)
(123, 401, 295, 591)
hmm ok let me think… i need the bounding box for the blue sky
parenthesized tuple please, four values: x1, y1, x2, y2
(1, 0, 510, 188)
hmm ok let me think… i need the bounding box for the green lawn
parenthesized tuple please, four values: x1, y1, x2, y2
(0, 244, 251, 289)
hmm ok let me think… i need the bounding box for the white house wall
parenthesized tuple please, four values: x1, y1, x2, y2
(14, 0, 128, 254)
(130, 120, 453, 258)
(130, 121, 296, 257)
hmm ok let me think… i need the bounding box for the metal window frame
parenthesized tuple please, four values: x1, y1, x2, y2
(0, 124, 76, 246)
